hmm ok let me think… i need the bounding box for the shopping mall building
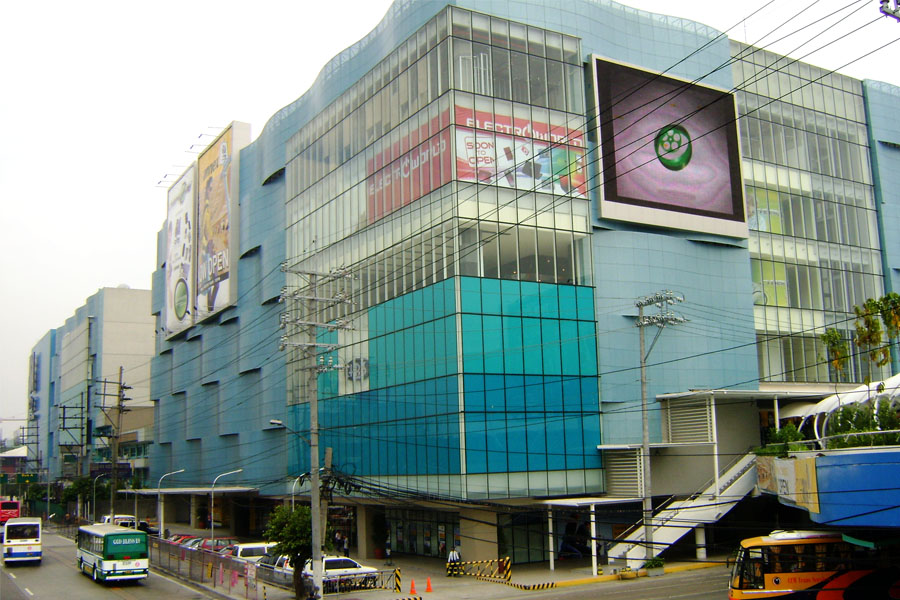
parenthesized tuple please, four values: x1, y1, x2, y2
(149, 0, 900, 564)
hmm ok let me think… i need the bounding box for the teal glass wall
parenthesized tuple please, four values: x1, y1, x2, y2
(296, 276, 600, 498)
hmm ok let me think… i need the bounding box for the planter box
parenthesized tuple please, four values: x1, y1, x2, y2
(646, 566, 665, 577)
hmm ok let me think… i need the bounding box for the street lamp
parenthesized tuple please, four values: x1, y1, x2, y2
(157, 468, 185, 539)
(92, 473, 107, 523)
(291, 475, 301, 511)
(270, 418, 323, 596)
(210, 468, 242, 549)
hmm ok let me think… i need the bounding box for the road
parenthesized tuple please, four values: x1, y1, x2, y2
(524, 567, 732, 600)
(1, 531, 214, 599)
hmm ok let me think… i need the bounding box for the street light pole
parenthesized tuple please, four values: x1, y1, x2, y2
(291, 475, 301, 511)
(92, 473, 107, 523)
(211, 468, 242, 549)
(157, 468, 185, 539)
(270, 418, 322, 596)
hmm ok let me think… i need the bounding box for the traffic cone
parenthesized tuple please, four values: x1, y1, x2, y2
(410, 578, 417, 595)
(425, 577, 433, 592)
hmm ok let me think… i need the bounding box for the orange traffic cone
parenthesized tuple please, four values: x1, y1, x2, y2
(426, 577, 433, 592)
(410, 578, 417, 595)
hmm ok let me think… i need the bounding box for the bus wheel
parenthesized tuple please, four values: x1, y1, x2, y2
(92, 567, 98, 582)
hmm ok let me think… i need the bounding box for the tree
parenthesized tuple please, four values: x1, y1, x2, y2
(264, 505, 313, 599)
(821, 292, 900, 383)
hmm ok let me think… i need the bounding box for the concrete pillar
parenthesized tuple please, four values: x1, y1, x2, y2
(459, 507, 497, 562)
(695, 525, 707, 560)
(356, 505, 372, 559)
(190, 494, 199, 529)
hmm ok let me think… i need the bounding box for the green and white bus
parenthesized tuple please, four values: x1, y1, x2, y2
(76, 523, 148, 582)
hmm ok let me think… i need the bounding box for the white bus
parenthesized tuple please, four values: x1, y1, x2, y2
(76, 523, 148, 582)
(2, 517, 42, 563)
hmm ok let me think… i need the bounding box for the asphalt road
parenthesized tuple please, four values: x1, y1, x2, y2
(1, 532, 214, 599)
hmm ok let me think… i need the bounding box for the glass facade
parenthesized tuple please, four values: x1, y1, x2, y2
(734, 41, 888, 384)
(283, 6, 600, 500)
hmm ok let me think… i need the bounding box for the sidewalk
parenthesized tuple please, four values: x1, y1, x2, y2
(158, 546, 728, 600)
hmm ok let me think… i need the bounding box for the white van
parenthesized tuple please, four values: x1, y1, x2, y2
(99, 514, 135, 525)
(229, 542, 277, 562)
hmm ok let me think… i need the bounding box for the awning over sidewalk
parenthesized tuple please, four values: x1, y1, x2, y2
(122, 486, 258, 496)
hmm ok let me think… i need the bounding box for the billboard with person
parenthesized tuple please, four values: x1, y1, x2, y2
(165, 165, 196, 336)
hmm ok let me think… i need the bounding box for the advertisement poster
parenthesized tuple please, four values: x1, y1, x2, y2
(454, 104, 586, 197)
(366, 127, 452, 224)
(165, 165, 195, 336)
(197, 127, 234, 318)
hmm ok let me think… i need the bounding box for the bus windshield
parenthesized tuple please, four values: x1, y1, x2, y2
(5, 523, 39, 540)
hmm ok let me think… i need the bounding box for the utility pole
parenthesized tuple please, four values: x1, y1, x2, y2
(108, 366, 130, 521)
(635, 291, 686, 563)
(279, 263, 353, 598)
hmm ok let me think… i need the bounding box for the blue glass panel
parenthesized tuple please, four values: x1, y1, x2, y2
(486, 409, 508, 472)
(526, 412, 547, 471)
(522, 318, 543, 373)
(483, 315, 504, 373)
(460, 276, 482, 313)
(466, 409, 487, 473)
(506, 375, 525, 410)
(578, 321, 598, 376)
(432, 280, 445, 317)
(413, 286, 425, 324)
(414, 325, 426, 381)
(420, 285, 434, 323)
(520, 281, 541, 317)
(465, 373, 485, 403)
(545, 376, 563, 412)
(445, 279, 457, 315)
(384, 298, 396, 333)
(484, 374, 504, 409)
(540, 320, 562, 375)
(481, 277, 502, 315)
(524, 375, 544, 410)
(507, 409, 528, 471)
(559, 285, 577, 318)
(423, 321, 436, 380)
(503, 316, 524, 374)
(565, 415, 585, 469)
(576, 286, 595, 321)
(461, 314, 484, 372)
(560, 321, 580, 376)
(501, 279, 522, 316)
(540, 284, 559, 319)
(545, 412, 565, 470)
(443, 316, 458, 376)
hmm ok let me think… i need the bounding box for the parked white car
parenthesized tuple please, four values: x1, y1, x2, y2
(302, 556, 378, 591)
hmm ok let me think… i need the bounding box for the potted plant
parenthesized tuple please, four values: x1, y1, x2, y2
(643, 556, 665, 576)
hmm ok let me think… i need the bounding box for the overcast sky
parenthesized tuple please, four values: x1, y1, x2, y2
(1, 0, 897, 441)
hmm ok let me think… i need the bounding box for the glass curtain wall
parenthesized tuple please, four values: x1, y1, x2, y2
(284, 7, 592, 402)
(733, 41, 887, 383)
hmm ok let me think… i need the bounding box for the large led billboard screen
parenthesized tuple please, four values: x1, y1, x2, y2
(593, 57, 746, 237)
(165, 165, 196, 336)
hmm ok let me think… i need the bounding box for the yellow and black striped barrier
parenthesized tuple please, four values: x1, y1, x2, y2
(452, 556, 512, 580)
(393, 568, 402, 592)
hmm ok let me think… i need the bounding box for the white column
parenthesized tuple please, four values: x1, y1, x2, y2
(695, 525, 707, 560)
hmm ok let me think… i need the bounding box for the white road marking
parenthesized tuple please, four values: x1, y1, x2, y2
(24, 588, 34, 596)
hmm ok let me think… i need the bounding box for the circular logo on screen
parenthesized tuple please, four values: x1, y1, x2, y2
(173, 278, 189, 320)
(654, 124, 692, 171)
